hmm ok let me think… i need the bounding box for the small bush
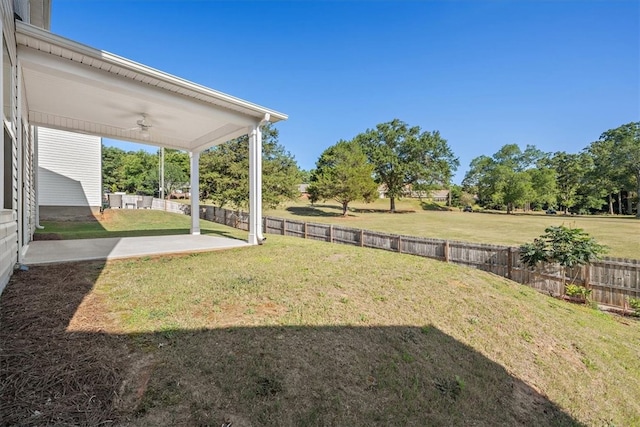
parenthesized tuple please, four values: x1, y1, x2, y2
(565, 284, 592, 300)
(628, 297, 640, 315)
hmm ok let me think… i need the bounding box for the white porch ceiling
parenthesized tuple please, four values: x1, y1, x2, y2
(15, 22, 287, 152)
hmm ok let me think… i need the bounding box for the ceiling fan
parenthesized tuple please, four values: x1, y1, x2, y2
(126, 114, 152, 138)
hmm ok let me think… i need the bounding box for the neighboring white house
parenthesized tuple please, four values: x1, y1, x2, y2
(37, 127, 101, 219)
(0, 0, 287, 292)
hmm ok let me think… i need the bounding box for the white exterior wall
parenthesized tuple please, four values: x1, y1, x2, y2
(37, 127, 102, 207)
(0, 0, 18, 292)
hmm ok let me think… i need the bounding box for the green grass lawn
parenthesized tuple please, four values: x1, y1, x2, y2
(37, 208, 247, 241)
(267, 198, 640, 259)
(6, 210, 638, 426)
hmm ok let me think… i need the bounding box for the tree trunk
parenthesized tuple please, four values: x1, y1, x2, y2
(608, 194, 613, 215)
(507, 202, 512, 214)
(390, 197, 396, 213)
(618, 192, 623, 215)
(342, 202, 348, 216)
(627, 193, 633, 215)
(637, 173, 640, 218)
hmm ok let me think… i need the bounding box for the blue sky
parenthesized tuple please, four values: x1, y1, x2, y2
(51, 0, 639, 184)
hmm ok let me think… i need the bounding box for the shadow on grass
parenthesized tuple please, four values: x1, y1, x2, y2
(285, 205, 346, 218)
(420, 201, 451, 211)
(287, 204, 416, 217)
(1, 262, 585, 427)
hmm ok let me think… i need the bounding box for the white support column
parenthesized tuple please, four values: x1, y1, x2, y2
(189, 150, 200, 235)
(248, 125, 259, 245)
(255, 124, 264, 241)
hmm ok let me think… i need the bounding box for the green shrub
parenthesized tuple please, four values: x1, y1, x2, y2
(628, 297, 640, 315)
(520, 226, 607, 295)
(565, 284, 592, 300)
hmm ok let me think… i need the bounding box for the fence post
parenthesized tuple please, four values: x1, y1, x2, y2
(303, 222, 307, 239)
(329, 225, 333, 243)
(507, 247, 513, 279)
(223, 208, 227, 226)
(444, 241, 450, 263)
(282, 219, 286, 235)
(583, 265, 591, 289)
(360, 229, 364, 247)
(398, 236, 402, 253)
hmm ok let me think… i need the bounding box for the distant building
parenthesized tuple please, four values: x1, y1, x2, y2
(377, 184, 449, 201)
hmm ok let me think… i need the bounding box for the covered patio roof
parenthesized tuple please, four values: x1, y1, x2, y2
(16, 21, 284, 244)
(16, 21, 287, 152)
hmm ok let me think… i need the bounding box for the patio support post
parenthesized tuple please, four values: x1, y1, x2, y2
(248, 124, 259, 245)
(256, 115, 269, 241)
(189, 150, 200, 235)
(248, 114, 269, 245)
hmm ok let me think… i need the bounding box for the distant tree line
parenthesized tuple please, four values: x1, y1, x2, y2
(462, 122, 639, 217)
(102, 124, 302, 208)
(102, 146, 189, 197)
(103, 120, 638, 218)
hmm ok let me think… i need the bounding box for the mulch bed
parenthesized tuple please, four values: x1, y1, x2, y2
(0, 262, 133, 426)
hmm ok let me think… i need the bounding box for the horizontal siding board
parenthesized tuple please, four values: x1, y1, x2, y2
(38, 127, 101, 206)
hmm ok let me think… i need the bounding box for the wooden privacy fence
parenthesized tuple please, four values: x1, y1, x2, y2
(153, 200, 640, 310)
(263, 215, 640, 309)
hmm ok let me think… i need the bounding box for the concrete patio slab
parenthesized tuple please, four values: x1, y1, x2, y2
(22, 235, 250, 266)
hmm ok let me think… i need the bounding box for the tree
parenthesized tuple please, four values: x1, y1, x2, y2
(102, 145, 125, 192)
(298, 169, 312, 184)
(520, 226, 607, 292)
(120, 150, 157, 194)
(549, 152, 590, 214)
(463, 144, 548, 213)
(527, 166, 556, 211)
(308, 140, 378, 216)
(355, 119, 458, 212)
(449, 184, 475, 208)
(199, 124, 299, 209)
(597, 122, 640, 218)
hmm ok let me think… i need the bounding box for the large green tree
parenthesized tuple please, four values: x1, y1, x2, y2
(308, 140, 378, 216)
(102, 145, 125, 193)
(463, 144, 550, 213)
(158, 149, 189, 198)
(199, 124, 299, 209)
(585, 124, 640, 216)
(549, 152, 591, 214)
(355, 119, 458, 212)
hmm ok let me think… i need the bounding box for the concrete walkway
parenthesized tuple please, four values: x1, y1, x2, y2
(22, 235, 250, 266)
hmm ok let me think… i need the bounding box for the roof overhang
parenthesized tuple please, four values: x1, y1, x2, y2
(16, 21, 287, 152)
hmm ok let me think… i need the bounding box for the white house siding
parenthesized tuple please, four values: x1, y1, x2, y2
(20, 120, 35, 248)
(37, 127, 102, 207)
(0, 0, 19, 292)
(0, 209, 16, 292)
